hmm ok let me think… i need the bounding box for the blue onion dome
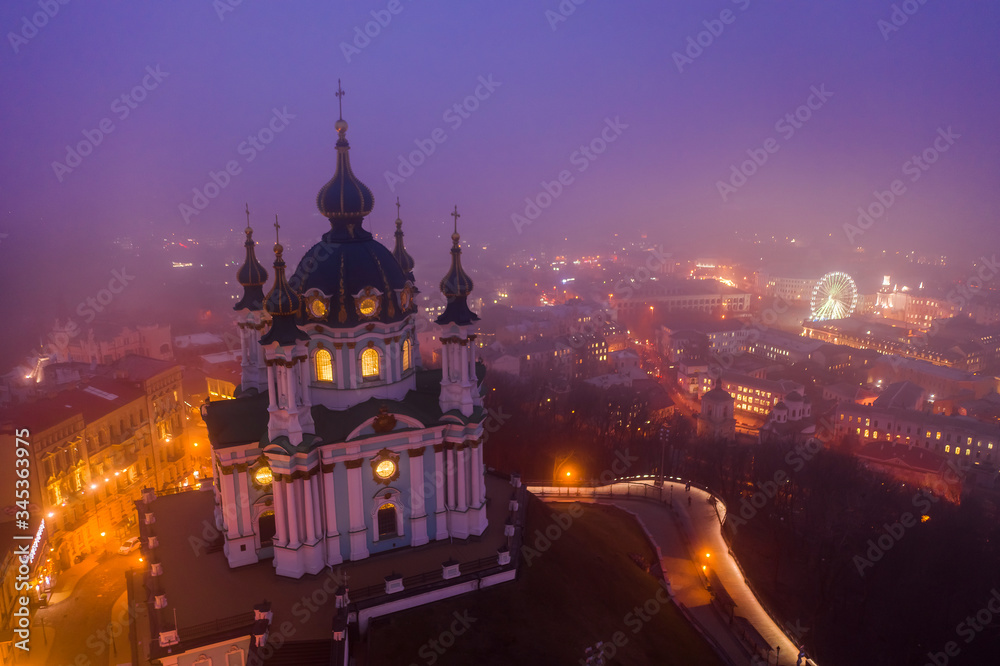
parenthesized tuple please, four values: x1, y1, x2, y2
(234, 226, 269, 311)
(265, 243, 300, 316)
(440, 231, 473, 299)
(261, 242, 309, 345)
(436, 227, 479, 326)
(316, 118, 374, 236)
(291, 116, 410, 329)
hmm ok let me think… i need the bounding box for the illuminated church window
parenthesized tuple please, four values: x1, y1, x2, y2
(402, 339, 412, 371)
(315, 349, 334, 382)
(361, 348, 380, 379)
(377, 503, 397, 538)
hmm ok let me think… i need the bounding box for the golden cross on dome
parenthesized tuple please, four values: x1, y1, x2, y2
(396, 197, 401, 219)
(274, 215, 281, 244)
(335, 79, 345, 119)
(451, 205, 460, 234)
(244, 203, 251, 231)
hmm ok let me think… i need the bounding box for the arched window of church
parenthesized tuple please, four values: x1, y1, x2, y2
(361, 348, 380, 379)
(315, 349, 333, 382)
(402, 339, 412, 371)
(377, 503, 397, 538)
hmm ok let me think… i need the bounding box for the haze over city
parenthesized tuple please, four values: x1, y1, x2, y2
(2, 2, 1000, 665)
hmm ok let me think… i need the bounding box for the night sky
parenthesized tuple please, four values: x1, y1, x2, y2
(1, 1, 998, 302)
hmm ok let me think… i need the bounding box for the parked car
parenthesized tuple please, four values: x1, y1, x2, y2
(118, 537, 140, 555)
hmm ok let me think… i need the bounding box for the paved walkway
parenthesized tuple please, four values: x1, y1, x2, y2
(530, 480, 808, 666)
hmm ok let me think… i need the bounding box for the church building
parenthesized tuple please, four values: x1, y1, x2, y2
(203, 105, 489, 579)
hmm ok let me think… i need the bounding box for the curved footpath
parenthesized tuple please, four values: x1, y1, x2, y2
(529, 480, 808, 666)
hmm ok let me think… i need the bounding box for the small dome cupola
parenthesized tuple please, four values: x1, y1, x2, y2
(392, 198, 416, 282)
(261, 217, 308, 346)
(234, 205, 269, 311)
(436, 206, 479, 326)
(316, 81, 374, 238)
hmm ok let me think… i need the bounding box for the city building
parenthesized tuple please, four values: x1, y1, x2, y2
(612, 277, 751, 319)
(697, 381, 736, 441)
(719, 373, 805, 420)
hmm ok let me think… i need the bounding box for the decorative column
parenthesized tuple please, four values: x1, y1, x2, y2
(470, 442, 482, 508)
(345, 459, 369, 560)
(321, 462, 342, 565)
(408, 448, 428, 547)
(272, 475, 288, 547)
(303, 475, 316, 544)
(266, 365, 277, 410)
(235, 467, 253, 534)
(218, 468, 239, 539)
(446, 445, 456, 510)
(285, 479, 301, 547)
(346, 343, 357, 389)
(433, 444, 448, 541)
(456, 445, 468, 512)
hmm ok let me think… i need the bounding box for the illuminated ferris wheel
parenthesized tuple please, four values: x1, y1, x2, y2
(810, 271, 858, 320)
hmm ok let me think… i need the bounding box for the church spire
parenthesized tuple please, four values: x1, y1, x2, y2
(234, 205, 269, 311)
(316, 81, 375, 238)
(436, 206, 479, 326)
(261, 215, 307, 346)
(392, 197, 416, 282)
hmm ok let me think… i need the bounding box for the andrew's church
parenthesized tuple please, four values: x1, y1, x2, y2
(203, 109, 488, 579)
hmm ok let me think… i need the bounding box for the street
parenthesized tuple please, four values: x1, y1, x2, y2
(35, 551, 138, 666)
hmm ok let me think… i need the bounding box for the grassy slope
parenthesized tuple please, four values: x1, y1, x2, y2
(367, 498, 724, 666)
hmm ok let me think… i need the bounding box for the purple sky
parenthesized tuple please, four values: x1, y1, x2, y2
(2, 1, 998, 280)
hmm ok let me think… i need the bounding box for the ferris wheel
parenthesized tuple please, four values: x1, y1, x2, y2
(810, 271, 858, 320)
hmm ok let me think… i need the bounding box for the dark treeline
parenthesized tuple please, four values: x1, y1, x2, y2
(485, 375, 1000, 665)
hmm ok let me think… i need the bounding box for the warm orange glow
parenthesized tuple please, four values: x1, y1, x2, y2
(565, 471, 571, 477)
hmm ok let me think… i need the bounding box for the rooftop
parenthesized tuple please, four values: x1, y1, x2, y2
(138, 474, 513, 644)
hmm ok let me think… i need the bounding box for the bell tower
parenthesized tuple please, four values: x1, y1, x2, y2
(436, 206, 482, 417)
(234, 206, 269, 395)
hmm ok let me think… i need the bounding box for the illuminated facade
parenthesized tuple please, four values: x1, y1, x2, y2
(719, 374, 805, 418)
(204, 112, 488, 580)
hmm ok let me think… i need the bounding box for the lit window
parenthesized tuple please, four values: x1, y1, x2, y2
(402, 339, 412, 371)
(315, 349, 333, 382)
(361, 348, 380, 379)
(966, 449, 971, 456)
(945, 445, 951, 453)
(936, 432, 941, 440)
(377, 503, 397, 538)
